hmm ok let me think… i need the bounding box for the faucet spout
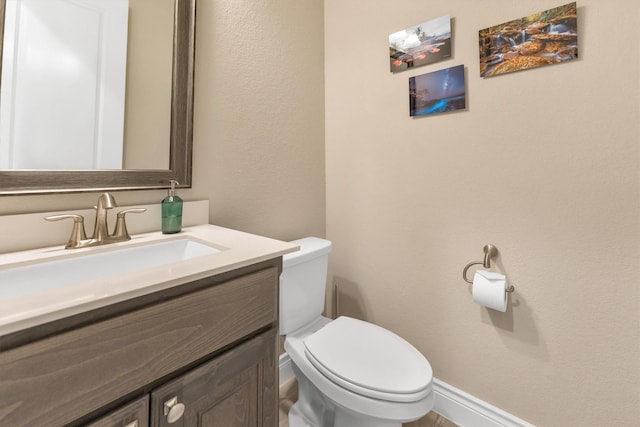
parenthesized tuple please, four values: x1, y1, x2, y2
(93, 193, 117, 242)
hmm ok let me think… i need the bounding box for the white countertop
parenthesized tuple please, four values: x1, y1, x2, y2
(0, 224, 298, 336)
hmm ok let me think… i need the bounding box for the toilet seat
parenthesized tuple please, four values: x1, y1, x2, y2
(303, 316, 432, 403)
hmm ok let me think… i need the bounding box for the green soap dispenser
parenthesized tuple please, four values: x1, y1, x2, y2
(162, 180, 183, 234)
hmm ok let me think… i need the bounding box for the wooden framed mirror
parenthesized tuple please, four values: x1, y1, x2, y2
(0, 0, 195, 195)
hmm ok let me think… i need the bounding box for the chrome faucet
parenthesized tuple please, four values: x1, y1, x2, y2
(45, 193, 146, 249)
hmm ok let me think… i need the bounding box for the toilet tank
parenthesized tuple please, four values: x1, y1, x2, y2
(280, 237, 332, 335)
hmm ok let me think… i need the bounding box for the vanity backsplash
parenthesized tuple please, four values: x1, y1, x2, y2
(0, 200, 209, 253)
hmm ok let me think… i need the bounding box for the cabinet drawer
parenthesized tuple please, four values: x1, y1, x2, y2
(86, 395, 149, 427)
(0, 267, 278, 426)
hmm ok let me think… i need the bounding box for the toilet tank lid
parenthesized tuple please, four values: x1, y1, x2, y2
(283, 237, 332, 268)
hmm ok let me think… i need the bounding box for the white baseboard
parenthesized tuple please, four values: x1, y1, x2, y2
(279, 352, 295, 386)
(432, 378, 535, 427)
(278, 354, 534, 427)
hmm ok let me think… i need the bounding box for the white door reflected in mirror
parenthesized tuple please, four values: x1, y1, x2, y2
(0, 0, 129, 169)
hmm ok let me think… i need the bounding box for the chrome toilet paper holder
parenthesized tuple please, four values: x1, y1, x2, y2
(462, 244, 515, 292)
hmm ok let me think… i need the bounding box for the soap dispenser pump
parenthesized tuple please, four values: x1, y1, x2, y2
(162, 180, 183, 234)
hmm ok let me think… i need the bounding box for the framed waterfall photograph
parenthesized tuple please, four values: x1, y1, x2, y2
(478, 2, 578, 77)
(389, 15, 452, 73)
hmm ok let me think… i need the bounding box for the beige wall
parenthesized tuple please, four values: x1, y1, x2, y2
(325, 0, 639, 426)
(123, 0, 173, 169)
(0, 0, 326, 242)
(190, 0, 326, 240)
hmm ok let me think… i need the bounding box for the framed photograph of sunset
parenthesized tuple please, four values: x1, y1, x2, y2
(389, 15, 452, 73)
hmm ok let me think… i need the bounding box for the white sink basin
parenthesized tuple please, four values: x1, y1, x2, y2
(0, 238, 221, 301)
(0, 223, 298, 337)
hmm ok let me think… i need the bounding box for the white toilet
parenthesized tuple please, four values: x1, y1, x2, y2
(281, 237, 434, 427)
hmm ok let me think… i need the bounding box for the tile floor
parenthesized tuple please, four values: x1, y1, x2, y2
(278, 378, 458, 427)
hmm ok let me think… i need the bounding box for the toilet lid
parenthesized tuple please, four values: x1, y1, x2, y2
(303, 316, 432, 402)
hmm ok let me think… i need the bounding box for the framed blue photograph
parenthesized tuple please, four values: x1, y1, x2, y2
(409, 65, 466, 117)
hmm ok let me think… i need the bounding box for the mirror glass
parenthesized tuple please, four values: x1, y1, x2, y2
(0, 0, 195, 194)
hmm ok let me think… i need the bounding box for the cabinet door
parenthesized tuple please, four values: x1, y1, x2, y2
(150, 328, 277, 427)
(85, 395, 149, 427)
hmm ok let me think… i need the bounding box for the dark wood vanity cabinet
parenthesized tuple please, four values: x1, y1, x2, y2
(0, 262, 280, 427)
(86, 396, 150, 427)
(87, 328, 276, 427)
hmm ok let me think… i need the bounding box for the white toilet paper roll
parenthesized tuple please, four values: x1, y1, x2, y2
(472, 270, 508, 312)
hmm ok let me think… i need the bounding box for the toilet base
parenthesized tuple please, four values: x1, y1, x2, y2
(289, 400, 407, 427)
(288, 402, 329, 427)
(287, 403, 314, 427)
(289, 362, 428, 427)
(289, 363, 335, 427)
(333, 408, 404, 427)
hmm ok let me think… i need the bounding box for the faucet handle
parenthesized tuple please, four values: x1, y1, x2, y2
(45, 214, 88, 249)
(113, 208, 147, 240)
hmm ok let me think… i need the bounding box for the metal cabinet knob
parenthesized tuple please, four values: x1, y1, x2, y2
(163, 396, 185, 424)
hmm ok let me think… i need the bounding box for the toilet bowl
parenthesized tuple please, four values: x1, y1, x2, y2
(281, 238, 434, 427)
